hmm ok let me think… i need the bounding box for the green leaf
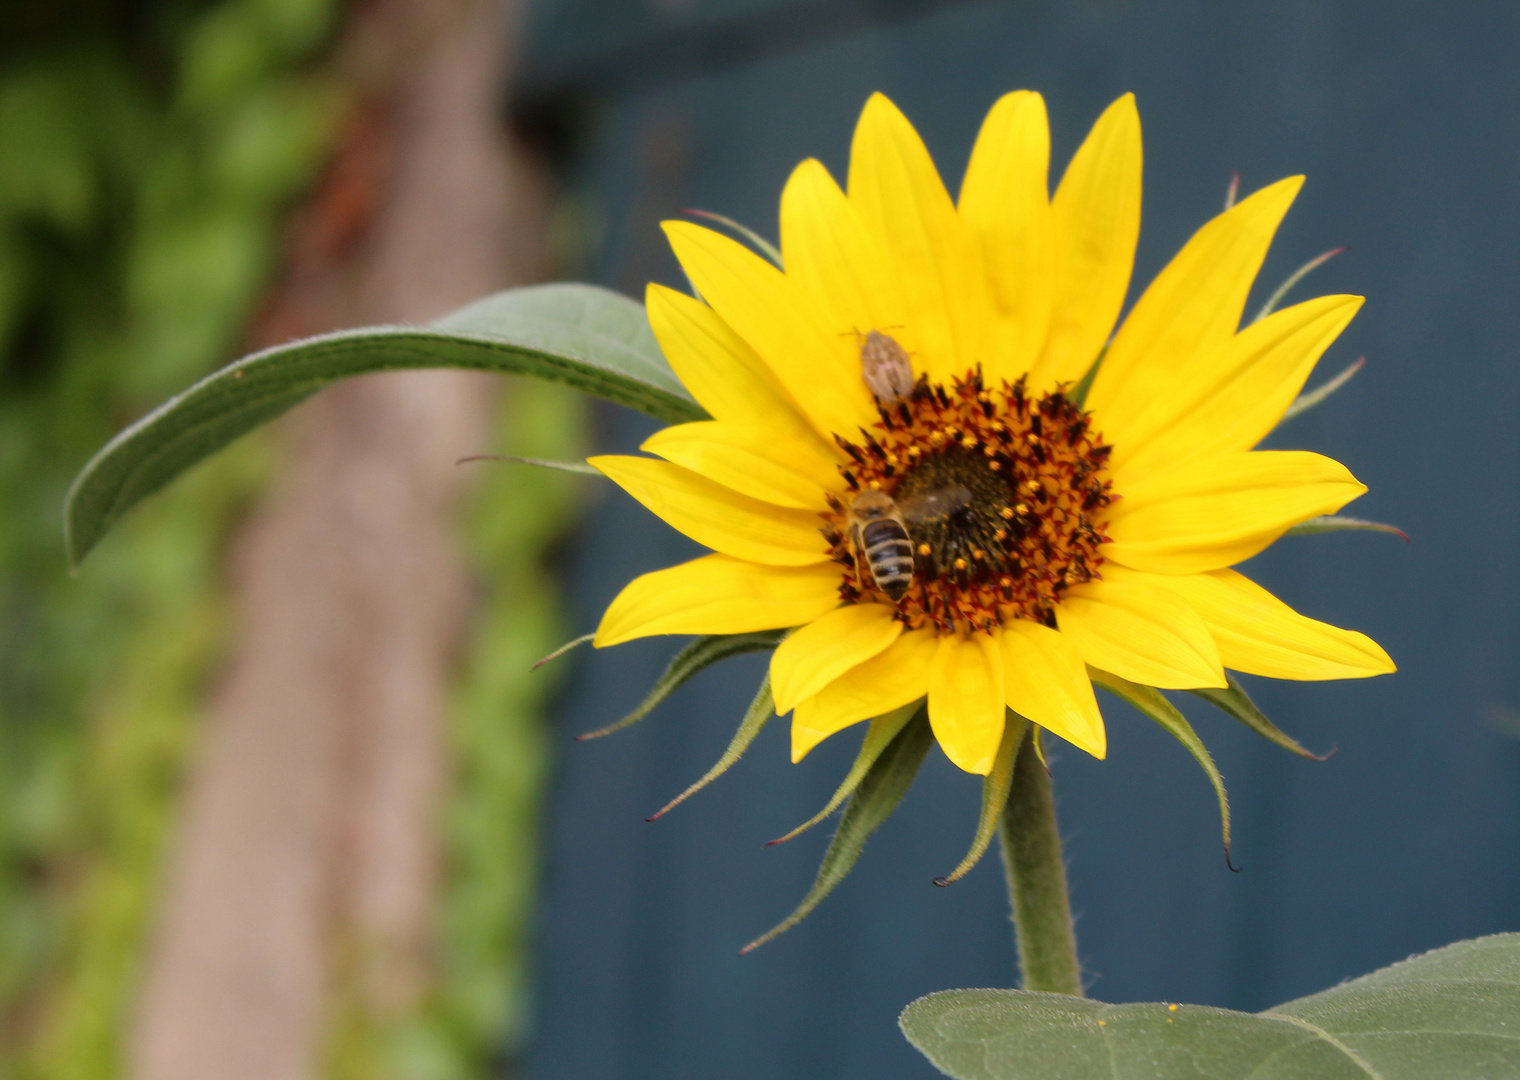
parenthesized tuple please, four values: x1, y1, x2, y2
(766, 697, 923, 847)
(1277, 355, 1364, 424)
(1286, 514, 1408, 540)
(1189, 675, 1333, 760)
(741, 707, 932, 954)
(1088, 668, 1235, 869)
(647, 673, 775, 822)
(576, 630, 784, 741)
(65, 282, 706, 566)
(935, 712, 1027, 886)
(900, 932, 1520, 1080)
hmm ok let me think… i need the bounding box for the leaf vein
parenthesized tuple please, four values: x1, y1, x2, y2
(1262, 1013, 1387, 1080)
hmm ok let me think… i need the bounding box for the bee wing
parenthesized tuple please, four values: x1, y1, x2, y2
(898, 484, 972, 522)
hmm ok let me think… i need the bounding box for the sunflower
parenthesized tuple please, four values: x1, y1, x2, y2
(589, 91, 1393, 777)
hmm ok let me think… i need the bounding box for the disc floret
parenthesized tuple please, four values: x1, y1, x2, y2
(823, 371, 1114, 635)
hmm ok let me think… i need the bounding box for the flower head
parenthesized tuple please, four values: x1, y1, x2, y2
(590, 91, 1393, 776)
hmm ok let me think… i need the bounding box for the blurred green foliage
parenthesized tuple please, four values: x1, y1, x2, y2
(0, 0, 339, 1072)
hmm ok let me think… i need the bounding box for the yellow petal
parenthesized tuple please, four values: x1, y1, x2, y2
(1000, 620, 1106, 758)
(791, 628, 937, 761)
(1030, 93, 1141, 390)
(641, 421, 839, 510)
(645, 283, 829, 452)
(847, 92, 986, 384)
(663, 220, 875, 438)
(1144, 567, 1396, 680)
(1056, 578, 1225, 689)
(959, 90, 1054, 382)
(1109, 294, 1363, 479)
(595, 555, 842, 647)
(779, 158, 923, 370)
(770, 603, 903, 713)
(1087, 175, 1303, 420)
(1104, 450, 1366, 575)
(928, 633, 1006, 774)
(590, 454, 829, 566)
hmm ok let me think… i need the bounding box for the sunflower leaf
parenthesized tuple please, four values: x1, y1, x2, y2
(741, 707, 932, 954)
(766, 698, 923, 847)
(647, 673, 775, 822)
(576, 630, 784, 740)
(900, 932, 1520, 1080)
(935, 712, 1027, 886)
(1276, 355, 1364, 424)
(66, 282, 706, 566)
(1285, 514, 1408, 540)
(1189, 676, 1332, 760)
(1088, 668, 1235, 870)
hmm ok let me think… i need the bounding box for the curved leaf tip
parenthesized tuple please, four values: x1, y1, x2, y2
(65, 283, 705, 568)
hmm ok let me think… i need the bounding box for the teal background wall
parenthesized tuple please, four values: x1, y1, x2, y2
(517, 3, 1520, 1077)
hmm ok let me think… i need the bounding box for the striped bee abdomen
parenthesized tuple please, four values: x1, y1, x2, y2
(860, 519, 915, 601)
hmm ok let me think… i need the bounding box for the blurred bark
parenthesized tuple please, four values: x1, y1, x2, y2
(129, 1, 549, 1077)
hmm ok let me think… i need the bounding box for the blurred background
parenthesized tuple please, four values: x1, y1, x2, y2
(3, 0, 1519, 1078)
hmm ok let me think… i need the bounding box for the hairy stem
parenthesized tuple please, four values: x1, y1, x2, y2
(999, 730, 1082, 995)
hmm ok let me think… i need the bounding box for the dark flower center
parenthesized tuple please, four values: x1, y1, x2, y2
(823, 370, 1114, 635)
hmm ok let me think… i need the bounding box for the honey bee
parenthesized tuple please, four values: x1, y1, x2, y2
(848, 485, 972, 601)
(858, 330, 915, 405)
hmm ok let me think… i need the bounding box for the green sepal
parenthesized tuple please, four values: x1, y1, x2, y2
(1088, 667, 1235, 870)
(766, 697, 923, 847)
(458, 453, 603, 476)
(647, 673, 775, 822)
(1252, 245, 1346, 323)
(66, 282, 706, 567)
(1068, 343, 1108, 407)
(684, 209, 784, 269)
(533, 633, 595, 671)
(576, 630, 784, 740)
(1275, 355, 1364, 425)
(1188, 675, 1333, 761)
(741, 707, 933, 954)
(1286, 514, 1408, 540)
(935, 711, 1028, 886)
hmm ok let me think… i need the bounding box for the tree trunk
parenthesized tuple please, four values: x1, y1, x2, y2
(129, 1, 549, 1076)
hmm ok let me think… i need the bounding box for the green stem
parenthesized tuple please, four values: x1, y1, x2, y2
(999, 730, 1082, 995)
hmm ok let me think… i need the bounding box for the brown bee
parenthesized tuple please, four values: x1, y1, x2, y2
(858, 330, 915, 405)
(847, 485, 972, 601)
